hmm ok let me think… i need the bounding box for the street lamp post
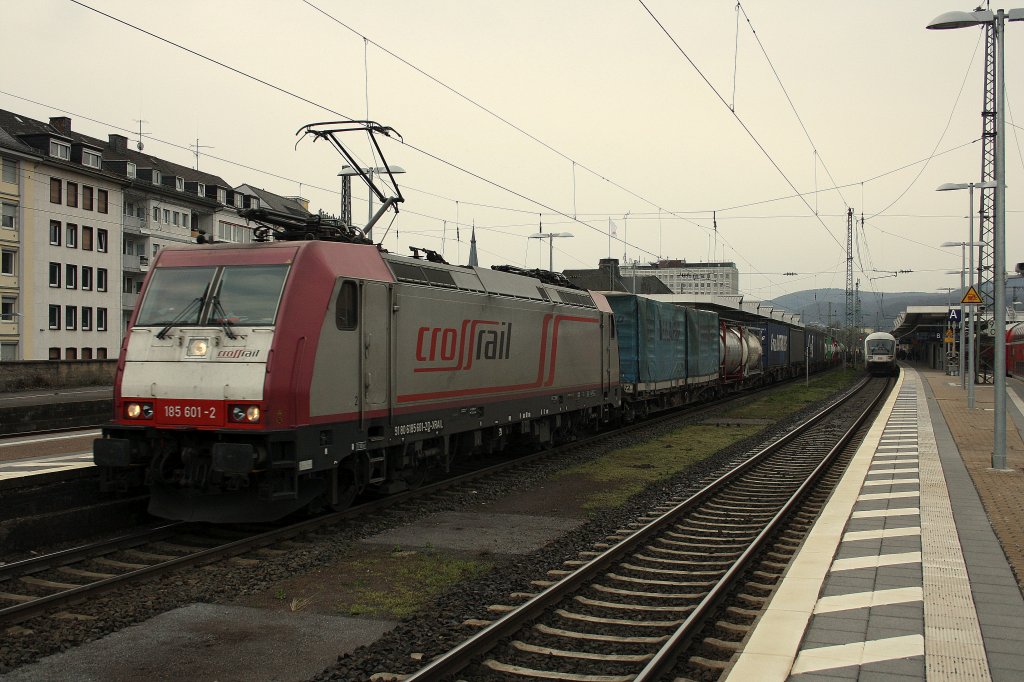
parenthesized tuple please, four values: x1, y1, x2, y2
(930, 7, 1023, 469)
(938, 286, 956, 374)
(528, 231, 574, 271)
(338, 164, 406, 243)
(937, 181, 997, 410)
(941, 241, 968, 387)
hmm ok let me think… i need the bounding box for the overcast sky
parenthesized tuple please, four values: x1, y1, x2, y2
(6, 1, 1023, 307)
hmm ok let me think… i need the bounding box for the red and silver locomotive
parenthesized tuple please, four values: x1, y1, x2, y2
(95, 235, 618, 522)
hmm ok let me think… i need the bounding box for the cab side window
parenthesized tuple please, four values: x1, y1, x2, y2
(336, 281, 358, 330)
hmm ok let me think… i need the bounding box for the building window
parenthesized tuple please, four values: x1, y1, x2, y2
(66, 224, 77, 248)
(82, 266, 93, 290)
(66, 264, 77, 289)
(97, 307, 107, 331)
(127, 162, 136, 179)
(1, 296, 15, 321)
(123, 239, 134, 256)
(124, 201, 133, 216)
(49, 262, 61, 287)
(50, 177, 62, 204)
(153, 206, 159, 222)
(1, 249, 13, 275)
(97, 189, 108, 214)
(82, 226, 93, 251)
(49, 220, 61, 245)
(172, 211, 179, 226)
(81, 347, 93, 360)
(82, 307, 92, 331)
(217, 187, 227, 204)
(66, 181, 78, 208)
(163, 209, 170, 223)
(152, 170, 161, 186)
(97, 229, 108, 253)
(1, 203, 15, 230)
(97, 268, 108, 292)
(49, 347, 60, 360)
(182, 213, 189, 229)
(65, 347, 77, 360)
(2, 157, 16, 184)
(196, 183, 205, 197)
(65, 306, 77, 330)
(48, 305, 60, 329)
(82, 149, 102, 169)
(97, 347, 107, 359)
(83, 186, 93, 211)
(175, 177, 184, 191)
(50, 140, 70, 160)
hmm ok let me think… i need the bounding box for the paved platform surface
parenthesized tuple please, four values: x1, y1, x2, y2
(726, 366, 1024, 681)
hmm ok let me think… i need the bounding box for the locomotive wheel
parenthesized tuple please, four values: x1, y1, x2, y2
(402, 460, 429, 489)
(331, 468, 360, 512)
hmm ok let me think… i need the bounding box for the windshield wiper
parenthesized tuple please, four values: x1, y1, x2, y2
(155, 296, 204, 339)
(155, 282, 210, 339)
(209, 294, 238, 340)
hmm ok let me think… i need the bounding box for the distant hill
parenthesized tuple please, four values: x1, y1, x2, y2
(764, 288, 961, 330)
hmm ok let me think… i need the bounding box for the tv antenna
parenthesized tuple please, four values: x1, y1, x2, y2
(189, 138, 214, 170)
(133, 119, 149, 152)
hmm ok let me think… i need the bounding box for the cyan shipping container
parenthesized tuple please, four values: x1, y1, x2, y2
(606, 294, 687, 386)
(686, 307, 720, 382)
(763, 321, 790, 368)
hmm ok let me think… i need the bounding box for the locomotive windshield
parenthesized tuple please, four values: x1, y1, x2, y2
(868, 339, 895, 354)
(136, 265, 290, 327)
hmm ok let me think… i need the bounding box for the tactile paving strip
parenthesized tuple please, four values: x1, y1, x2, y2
(916, 377, 991, 680)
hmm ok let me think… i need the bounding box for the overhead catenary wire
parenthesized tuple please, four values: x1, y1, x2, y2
(636, 0, 845, 255)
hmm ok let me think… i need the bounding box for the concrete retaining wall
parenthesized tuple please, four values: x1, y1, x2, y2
(0, 360, 116, 392)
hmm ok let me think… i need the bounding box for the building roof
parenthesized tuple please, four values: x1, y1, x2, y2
(235, 183, 310, 218)
(563, 258, 672, 294)
(0, 108, 232, 191)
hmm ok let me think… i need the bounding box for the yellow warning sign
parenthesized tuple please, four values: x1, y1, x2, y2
(961, 286, 983, 305)
(944, 329, 955, 343)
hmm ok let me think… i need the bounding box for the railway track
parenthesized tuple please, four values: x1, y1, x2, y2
(404, 375, 891, 681)
(0, 384, 756, 629)
(0, 371, 856, 641)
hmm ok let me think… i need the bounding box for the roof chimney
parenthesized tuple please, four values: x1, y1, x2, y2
(49, 117, 71, 134)
(287, 196, 310, 212)
(108, 134, 128, 153)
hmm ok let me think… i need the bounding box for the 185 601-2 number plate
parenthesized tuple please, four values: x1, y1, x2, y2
(155, 399, 223, 426)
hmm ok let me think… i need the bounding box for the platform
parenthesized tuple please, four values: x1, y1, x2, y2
(726, 366, 1024, 682)
(0, 430, 98, 487)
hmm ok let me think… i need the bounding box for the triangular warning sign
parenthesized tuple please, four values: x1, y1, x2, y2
(961, 286, 983, 305)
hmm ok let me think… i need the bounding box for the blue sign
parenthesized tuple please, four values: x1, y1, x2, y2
(948, 309, 961, 323)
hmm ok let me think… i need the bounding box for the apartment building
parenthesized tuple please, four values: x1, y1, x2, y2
(0, 108, 312, 360)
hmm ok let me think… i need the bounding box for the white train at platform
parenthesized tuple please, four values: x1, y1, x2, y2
(864, 331, 898, 376)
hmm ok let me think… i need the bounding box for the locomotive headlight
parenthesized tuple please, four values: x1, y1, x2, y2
(125, 402, 154, 420)
(186, 337, 210, 357)
(230, 404, 261, 423)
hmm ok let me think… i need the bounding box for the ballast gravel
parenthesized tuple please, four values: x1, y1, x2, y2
(0, 381, 855, 681)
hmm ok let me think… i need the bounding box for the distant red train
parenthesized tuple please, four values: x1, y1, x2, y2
(1006, 323, 1024, 376)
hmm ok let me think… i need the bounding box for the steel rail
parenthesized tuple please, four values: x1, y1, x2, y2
(0, 371, 844, 629)
(405, 375, 880, 681)
(634, 376, 890, 680)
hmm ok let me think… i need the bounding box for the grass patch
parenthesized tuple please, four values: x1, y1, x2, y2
(342, 550, 493, 619)
(554, 368, 863, 513)
(722, 368, 861, 421)
(557, 424, 762, 512)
